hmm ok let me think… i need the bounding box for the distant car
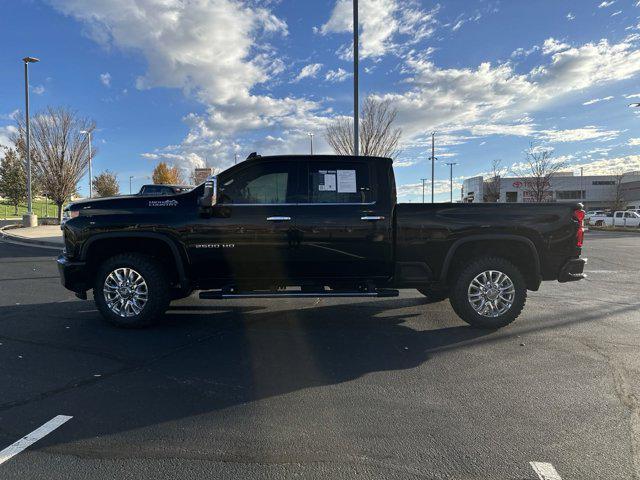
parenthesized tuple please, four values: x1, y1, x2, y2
(138, 184, 193, 196)
(585, 210, 606, 220)
(589, 211, 640, 227)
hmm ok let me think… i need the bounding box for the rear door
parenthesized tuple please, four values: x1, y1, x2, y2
(614, 211, 624, 226)
(294, 158, 393, 282)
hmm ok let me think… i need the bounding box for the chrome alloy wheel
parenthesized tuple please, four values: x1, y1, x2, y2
(467, 270, 515, 317)
(103, 268, 148, 317)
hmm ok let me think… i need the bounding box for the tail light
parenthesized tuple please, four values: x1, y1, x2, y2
(573, 208, 585, 248)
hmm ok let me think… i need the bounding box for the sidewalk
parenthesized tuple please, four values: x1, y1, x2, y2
(0, 224, 64, 248)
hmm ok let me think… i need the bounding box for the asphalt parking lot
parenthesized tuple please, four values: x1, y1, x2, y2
(0, 231, 638, 479)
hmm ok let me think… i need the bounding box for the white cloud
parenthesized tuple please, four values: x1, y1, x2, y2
(293, 63, 322, 82)
(511, 45, 540, 58)
(628, 138, 640, 146)
(46, 0, 329, 174)
(470, 123, 536, 137)
(575, 155, 640, 175)
(0, 125, 17, 149)
(378, 38, 640, 144)
(624, 92, 640, 98)
(538, 126, 620, 143)
(541, 38, 570, 55)
(100, 72, 111, 87)
(450, 12, 482, 32)
(0, 110, 19, 121)
(319, 0, 438, 58)
(611, 10, 622, 16)
(583, 95, 614, 105)
(325, 68, 352, 82)
(598, 0, 615, 7)
(31, 85, 45, 95)
(397, 178, 463, 199)
(567, 12, 575, 20)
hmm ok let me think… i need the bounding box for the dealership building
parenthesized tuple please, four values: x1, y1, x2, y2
(462, 171, 640, 210)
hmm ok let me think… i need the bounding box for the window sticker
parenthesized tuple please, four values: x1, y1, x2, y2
(337, 170, 357, 193)
(318, 171, 337, 191)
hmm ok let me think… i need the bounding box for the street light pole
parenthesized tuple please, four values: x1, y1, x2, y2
(421, 178, 428, 203)
(429, 132, 436, 203)
(307, 133, 314, 155)
(445, 162, 458, 203)
(22, 57, 39, 222)
(80, 130, 93, 198)
(129, 176, 133, 195)
(353, 0, 359, 157)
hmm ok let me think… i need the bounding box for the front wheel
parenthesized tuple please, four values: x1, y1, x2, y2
(449, 257, 527, 329)
(94, 253, 170, 328)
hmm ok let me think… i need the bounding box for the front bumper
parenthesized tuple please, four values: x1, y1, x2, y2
(558, 257, 587, 283)
(57, 254, 88, 294)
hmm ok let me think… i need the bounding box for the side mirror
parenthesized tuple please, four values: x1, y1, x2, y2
(199, 175, 218, 208)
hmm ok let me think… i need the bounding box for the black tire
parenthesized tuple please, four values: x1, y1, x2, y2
(94, 253, 170, 328)
(417, 286, 449, 304)
(449, 256, 527, 329)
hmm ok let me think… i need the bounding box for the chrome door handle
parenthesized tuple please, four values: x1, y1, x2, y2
(267, 216, 291, 221)
(361, 216, 385, 221)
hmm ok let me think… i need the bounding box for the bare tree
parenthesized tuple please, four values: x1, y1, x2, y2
(14, 106, 95, 222)
(93, 170, 120, 197)
(610, 170, 627, 211)
(483, 159, 506, 202)
(325, 97, 401, 158)
(522, 144, 567, 203)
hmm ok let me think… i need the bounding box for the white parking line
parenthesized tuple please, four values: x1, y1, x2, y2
(0, 415, 72, 466)
(530, 461, 563, 480)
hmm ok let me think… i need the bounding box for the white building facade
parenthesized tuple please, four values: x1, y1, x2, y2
(463, 171, 640, 210)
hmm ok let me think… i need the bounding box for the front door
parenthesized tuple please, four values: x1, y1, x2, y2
(188, 160, 303, 285)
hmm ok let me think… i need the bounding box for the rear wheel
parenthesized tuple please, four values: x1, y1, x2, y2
(94, 253, 170, 328)
(449, 257, 526, 329)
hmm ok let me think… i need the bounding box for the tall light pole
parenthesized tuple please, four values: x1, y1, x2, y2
(129, 175, 134, 195)
(445, 162, 458, 203)
(353, 0, 359, 157)
(421, 178, 428, 203)
(429, 132, 436, 203)
(80, 130, 93, 198)
(307, 132, 314, 155)
(22, 56, 39, 225)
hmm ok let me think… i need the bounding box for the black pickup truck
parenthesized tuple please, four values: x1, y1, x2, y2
(58, 154, 586, 329)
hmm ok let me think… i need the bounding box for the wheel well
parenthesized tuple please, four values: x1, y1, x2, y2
(83, 237, 182, 287)
(444, 239, 540, 290)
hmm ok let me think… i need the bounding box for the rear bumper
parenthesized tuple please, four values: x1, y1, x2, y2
(57, 254, 89, 293)
(558, 257, 587, 283)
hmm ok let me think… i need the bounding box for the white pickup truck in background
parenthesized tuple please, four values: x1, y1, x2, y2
(588, 210, 640, 227)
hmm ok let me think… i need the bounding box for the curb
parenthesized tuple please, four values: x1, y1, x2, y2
(587, 226, 640, 234)
(0, 225, 64, 250)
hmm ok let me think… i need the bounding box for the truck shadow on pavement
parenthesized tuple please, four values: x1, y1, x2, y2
(1, 296, 635, 452)
(0, 297, 493, 444)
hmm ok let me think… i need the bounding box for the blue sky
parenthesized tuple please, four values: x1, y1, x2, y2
(2, 0, 640, 200)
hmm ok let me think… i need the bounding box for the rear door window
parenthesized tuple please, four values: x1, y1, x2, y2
(306, 161, 374, 204)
